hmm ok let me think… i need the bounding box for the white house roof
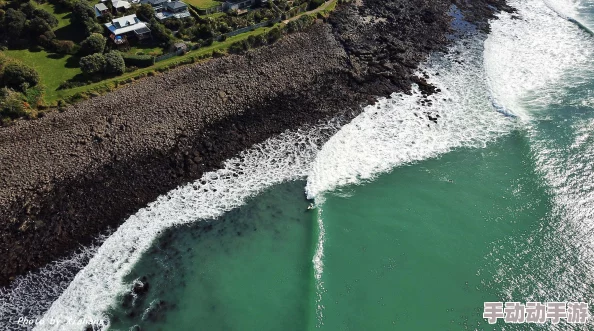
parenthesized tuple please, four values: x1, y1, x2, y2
(105, 14, 149, 35)
(112, 0, 132, 9)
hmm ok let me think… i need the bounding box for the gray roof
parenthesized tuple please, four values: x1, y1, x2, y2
(166, 1, 188, 10)
(95, 3, 109, 11)
(141, 0, 167, 5)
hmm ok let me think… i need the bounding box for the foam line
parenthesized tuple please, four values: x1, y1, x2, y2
(543, 0, 594, 35)
(484, 0, 593, 119)
(311, 201, 326, 327)
(31, 121, 342, 331)
(305, 35, 513, 199)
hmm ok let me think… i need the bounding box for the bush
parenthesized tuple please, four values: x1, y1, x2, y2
(307, 0, 324, 10)
(79, 53, 106, 75)
(104, 51, 125, 75)
(53, 39, 78, 54)
(0, 88, 28, 119)
(80, 33, 106, 56)
(266, 27, 282, 44)
(1, 62, 40, 91)
(121, 54, 155, 68)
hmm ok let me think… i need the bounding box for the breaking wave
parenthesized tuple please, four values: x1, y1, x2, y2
(14, 121, 343, 331)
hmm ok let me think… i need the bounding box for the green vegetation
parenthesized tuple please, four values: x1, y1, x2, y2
(2, 49, 81, 102)
(185, 0, 221, 9)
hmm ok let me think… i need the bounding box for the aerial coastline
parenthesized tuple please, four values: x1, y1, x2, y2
(0, 0, 512, 286)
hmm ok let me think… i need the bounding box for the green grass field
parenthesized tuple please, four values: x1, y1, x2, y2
(3, 49, 81, 104)
(185, 0, 221, 9)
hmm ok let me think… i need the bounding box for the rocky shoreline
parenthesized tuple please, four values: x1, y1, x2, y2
(0, 0, 512, 286)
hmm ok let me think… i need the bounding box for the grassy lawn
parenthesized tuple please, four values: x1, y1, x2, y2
(3, 49, 81, 104)
(36, 2, 86, 42)
(205, 12, 226, 19)
(124, 44, 165, 57)
(37, 2, 71, 29)
(186, 0, 222, 9)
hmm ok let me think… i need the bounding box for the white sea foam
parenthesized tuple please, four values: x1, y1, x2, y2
(0, 244, 101, 331)
(26, 122, 341, 331)
(485, 0, 594, 119)
(311, 202, 326, 327)
(305, 36, 512, 199)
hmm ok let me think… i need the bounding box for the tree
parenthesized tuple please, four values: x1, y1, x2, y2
(71, 0, 98, 36)
(1, 62, 40, 91)
(3, 9, 27, 39)
(71, 0, 95, 25)
(79, 53, 106, 75)
(80, 33, 106, 55)
(32, 8, 59, 28)
(27, 16, 53, 36)
(104, 51, 125, 75)
(136, 4, 154, 22)
(149, 18, 174, 47)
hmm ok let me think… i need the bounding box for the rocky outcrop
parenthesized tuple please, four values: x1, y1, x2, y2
(0, 0, 512, 285)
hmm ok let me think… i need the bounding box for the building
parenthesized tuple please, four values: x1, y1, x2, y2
(140, 0, 168, 10)
(223, 0, 255, 12)
(112, 0, 132, 12)
(104, 14, 151, 41)
(147, 1, 191, 20)
(94, 3, 110, 17)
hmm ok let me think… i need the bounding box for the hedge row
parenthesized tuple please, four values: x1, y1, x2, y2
(121, 54, 155, 68)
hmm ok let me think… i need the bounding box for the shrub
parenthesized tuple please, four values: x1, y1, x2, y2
(121, 54, 155, 68)
(79, 53, 106, 75)
(0, 88, 28, 119)
(104, 51, 125, 75)
(1, 62, 40, 91)
(53, 39, 78, 54)
(80, 33, 106, 56)
(307, 0, 324, 10)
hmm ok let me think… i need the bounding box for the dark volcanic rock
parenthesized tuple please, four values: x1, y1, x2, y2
(0, 0, 512, 285)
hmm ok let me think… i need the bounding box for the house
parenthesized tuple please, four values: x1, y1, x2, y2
(112, 0, 132, 12)
(94, 3, 110, 17)
(223, 0, 266, 12)
(223, 0, 255, 12)
(154, 1, 191, 20)
(140, 0, 168, 10)
(104, 14, 151, 41)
